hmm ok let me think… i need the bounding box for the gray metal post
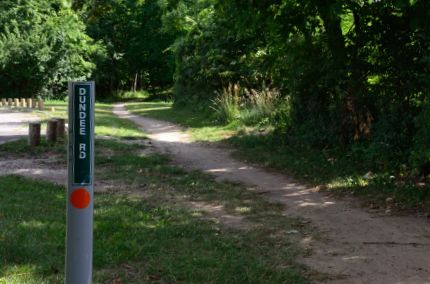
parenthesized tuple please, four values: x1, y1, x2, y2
(66, 82, 95, 284)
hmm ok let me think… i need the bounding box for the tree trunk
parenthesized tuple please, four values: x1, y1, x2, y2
(132, 72, 138, 92)
(316, 0, 347, 67)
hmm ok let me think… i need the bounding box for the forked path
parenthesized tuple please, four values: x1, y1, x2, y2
(114, 104, 430, 284)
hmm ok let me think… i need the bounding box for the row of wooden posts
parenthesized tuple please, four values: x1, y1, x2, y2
(0, 98, 45, 109)
(28, 118, 66, 147)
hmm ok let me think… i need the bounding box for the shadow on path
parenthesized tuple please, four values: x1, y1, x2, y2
(114, 103, 430, 284)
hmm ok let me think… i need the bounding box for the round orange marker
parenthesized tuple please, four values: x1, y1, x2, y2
(70, 188, 91, 209)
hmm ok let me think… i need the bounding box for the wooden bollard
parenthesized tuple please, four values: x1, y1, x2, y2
(21, 98, 27, 108)
(27, 98, 33, 108)
(14, 98, 20, 107)
(8, 98, 13, 107)
(28, 122, 41, 147)
(0, 98, 5, 107)
(55, 118, 66, 139)
(46, 119, 58, 143)
(38, 99, 44, 110)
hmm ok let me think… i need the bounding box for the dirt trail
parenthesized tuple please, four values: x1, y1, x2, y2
(0, 108, 38, 145)
(114, 103, 430, 284)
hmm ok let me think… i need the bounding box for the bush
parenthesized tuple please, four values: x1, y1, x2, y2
(271, 97, 293, 132)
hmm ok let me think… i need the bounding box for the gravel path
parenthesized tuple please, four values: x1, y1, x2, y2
(0, 108, 38, 145)
(114, 103, 430, 284)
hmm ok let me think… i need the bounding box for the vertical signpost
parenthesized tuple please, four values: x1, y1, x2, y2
(66, 82, 95, 284)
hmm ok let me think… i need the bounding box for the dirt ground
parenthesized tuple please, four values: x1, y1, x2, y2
(113, 103, 430, 284)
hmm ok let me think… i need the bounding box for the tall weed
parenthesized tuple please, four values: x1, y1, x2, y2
(241, 87, 280, 125)
(211, 83, 281, 126)
(211, 83, 241, 123)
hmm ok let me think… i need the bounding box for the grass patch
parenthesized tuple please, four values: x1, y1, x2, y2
(0, 138, 67, 160)
(37, 100, 146, 139)
(99, 90, 151, 103)
(94, 103, 145, 139)
(0, 177, 308, 283)
(127, 102, 237, 142)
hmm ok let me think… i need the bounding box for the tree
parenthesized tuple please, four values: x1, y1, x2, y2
(0, 0, 98, 98)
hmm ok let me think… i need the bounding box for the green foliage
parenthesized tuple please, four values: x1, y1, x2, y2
(410, 99, 430, 176)
(0, 0, 98, 99)
(84, 0, 175, 95)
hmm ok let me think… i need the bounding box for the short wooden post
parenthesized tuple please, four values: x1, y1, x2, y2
(28, 122, 41, 147)
(14, 98, 20, 108)
(38, 99, 44, 110)
(21, 98, 27, 108)
(46, 119, 58, 143)
(27, 98, 33, 108)
(8, 98, 13, 107)
(55, 118, 66, 139)
(0, 98, 5, 107)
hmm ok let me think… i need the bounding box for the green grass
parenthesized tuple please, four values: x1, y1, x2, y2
(38, 100, 145, 139)
(99, 90, 151, 103)
(127, 102, 238, 142)
(126, 101, 430, 213)
(0, 176, 305, 283)
(0, 104, 313, 283)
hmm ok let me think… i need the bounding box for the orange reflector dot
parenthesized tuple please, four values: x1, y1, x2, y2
(70, 188, 91, 209)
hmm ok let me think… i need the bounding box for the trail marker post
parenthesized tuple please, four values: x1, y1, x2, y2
(66, 82, 95, 284)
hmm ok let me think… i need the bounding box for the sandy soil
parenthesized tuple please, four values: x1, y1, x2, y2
(114, 103, 430, 284)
